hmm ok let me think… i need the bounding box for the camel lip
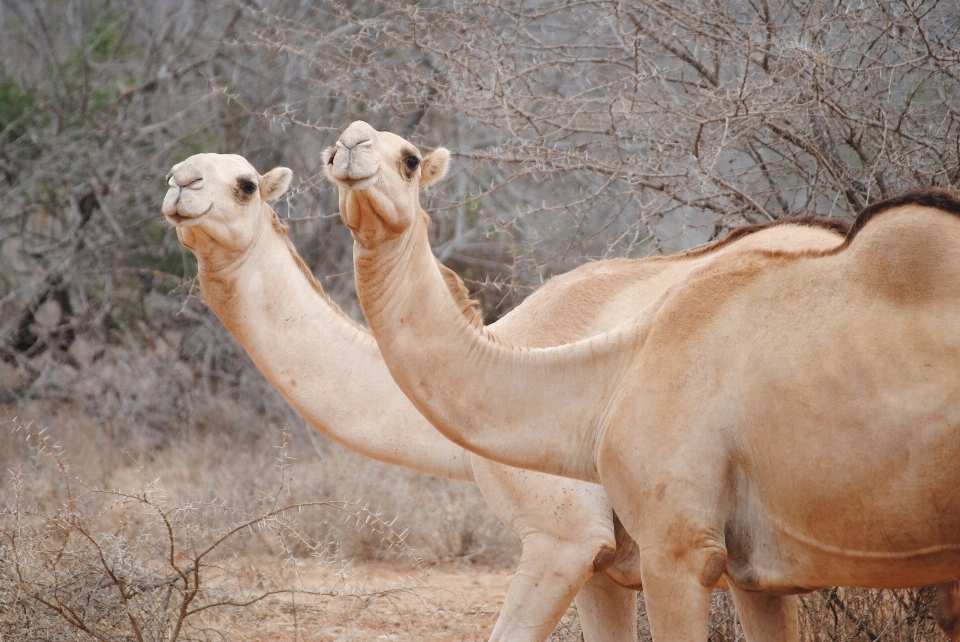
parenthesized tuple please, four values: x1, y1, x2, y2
(334, 173, 378, 191)
(164, 204, 212, 227)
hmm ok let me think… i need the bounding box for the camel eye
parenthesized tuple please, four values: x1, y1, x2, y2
(405, 156, 421, 171)
(240, 180, 257, 195)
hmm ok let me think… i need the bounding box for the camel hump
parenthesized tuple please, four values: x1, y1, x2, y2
(846, 188, 960, 241)
(841, 188, 960, 303)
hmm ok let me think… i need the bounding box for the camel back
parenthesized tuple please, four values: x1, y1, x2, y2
(676, 215, 851, 260)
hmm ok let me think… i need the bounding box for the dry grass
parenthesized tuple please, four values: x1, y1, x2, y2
(0, 393, 518, 641)
(0, 417, 428, 641)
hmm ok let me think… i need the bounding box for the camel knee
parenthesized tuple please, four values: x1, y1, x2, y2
(602, 518, 643, 589)
(643, 542, 727, 589)
(701, 551, 727, 587)
(518, 531, 614, 583)
(555, 527, 616, 574)
(592, 544, 617, 572)
(584, 532, 617, 574)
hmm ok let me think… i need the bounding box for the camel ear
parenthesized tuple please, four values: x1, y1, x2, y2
(420, 148, 450, 188)
(261, 167, 293, 202)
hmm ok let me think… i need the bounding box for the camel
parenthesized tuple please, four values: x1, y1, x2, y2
(163, 153, 849, 641)
(325, 120, 960, 641)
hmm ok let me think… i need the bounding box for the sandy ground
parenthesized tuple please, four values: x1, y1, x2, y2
(226, 560, 579, 641)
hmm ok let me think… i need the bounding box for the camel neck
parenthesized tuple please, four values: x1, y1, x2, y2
(354, 211, 640, 483)
(196, 221, 474, 481)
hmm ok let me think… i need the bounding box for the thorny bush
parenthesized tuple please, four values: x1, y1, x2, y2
(0, 419, 423, 642)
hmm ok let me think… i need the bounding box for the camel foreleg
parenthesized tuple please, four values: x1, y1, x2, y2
(730, 588, 798, 642)
(575, 571, 638, 642)
(487, 533, 596, 641)
(638, 541, 720, 641)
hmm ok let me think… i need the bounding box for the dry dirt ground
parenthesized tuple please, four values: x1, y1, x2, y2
(230, 561, 573, 641)
(226, 559, 950, 642)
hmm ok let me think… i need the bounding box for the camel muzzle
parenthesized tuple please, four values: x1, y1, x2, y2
(331, 138, 378, 184)
(162, 185, 212, 225)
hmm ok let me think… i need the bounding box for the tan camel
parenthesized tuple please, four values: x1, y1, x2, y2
(325, 120, 960, 641)
(164, 153, 851, 641)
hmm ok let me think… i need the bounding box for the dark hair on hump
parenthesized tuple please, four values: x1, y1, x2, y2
(845, 187, 960, 245)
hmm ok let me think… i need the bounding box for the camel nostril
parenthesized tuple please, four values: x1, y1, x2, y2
(338, 137, 373, 151)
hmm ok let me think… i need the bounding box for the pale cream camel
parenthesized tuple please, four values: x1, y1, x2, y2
(163, 153, 850, 641)
(325, 120, 960, 641)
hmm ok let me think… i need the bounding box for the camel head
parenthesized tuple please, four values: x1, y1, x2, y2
(163, 153, 292, 270)
(324, 121, 449, 248)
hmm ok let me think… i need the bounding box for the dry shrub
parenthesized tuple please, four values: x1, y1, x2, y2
(0, 398, 948, 641)
(130, 432, 518, 565)
(798, 587, 945, 641)
(0, 418, 428, 642)
(285, 445, 517, 565)
(1, 403, 949, 641)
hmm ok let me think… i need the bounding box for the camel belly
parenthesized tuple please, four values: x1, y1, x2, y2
(726, 402, 960, 591)
(724, 522, 960, 593)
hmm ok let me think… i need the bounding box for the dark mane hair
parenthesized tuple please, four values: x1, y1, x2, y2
(274, 206, 483, 329)
(844, 187, 960, 245)
(677, 215, 851, 259)
(268, 208, 365, 330)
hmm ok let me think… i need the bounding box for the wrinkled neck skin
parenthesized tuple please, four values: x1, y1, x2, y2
(354, 208, 641, 483)
(195, 216, 474, 482)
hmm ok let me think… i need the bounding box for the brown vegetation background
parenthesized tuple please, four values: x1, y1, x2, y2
(0, 0, 957, 639)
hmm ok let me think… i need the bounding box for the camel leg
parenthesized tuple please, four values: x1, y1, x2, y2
(926, 581, 960, 640)
(730, 587, 798, 642)
(640, 547, 715, 641)
(575, 572, 638, 642)
(487, 533, 596, 642)
(470, 456, 621, 641)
